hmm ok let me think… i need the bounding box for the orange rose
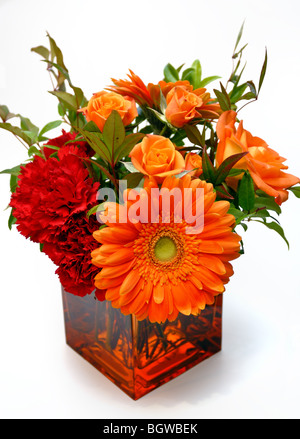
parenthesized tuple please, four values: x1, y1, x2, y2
(80, 91, 138, 131)
(147, 80, 193, 107)
(165, 85, 221, 128)
(185, 152, 203, 177)
(216, 110, 300, 205)
(129, 135, 185, 183)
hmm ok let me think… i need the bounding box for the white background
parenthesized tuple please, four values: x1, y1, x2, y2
(0, 0, 300, 420)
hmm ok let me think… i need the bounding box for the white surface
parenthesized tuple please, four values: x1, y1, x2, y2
(0, 0, 300, 420)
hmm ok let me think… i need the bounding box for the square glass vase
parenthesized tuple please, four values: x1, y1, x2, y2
(61, 287, 222, 400)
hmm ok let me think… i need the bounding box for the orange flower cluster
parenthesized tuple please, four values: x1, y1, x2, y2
(110, 72, 221, 128)
(72, 66, 300, 323)
(81, 69, 299, 322)
(216, 111, 300, 205)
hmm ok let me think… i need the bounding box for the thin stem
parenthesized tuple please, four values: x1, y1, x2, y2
(237, 98, 257, 114)
(48, 70, 56, 91)
(159, 125, 167, 136)
(14, 134, 29, 150)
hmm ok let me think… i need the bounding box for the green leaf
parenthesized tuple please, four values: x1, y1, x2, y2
(47, 33, 68, 87)
(258, 48, 268, 94)
(234, 21, 245, 54)
(216, 184, 234, 200)
(78, 129, 111, 162)
(28, 146, 40, 157)
(181, 67, 195, 82)
(192, 59, 202, 89)
(57, 102, 66, 117)
(49, 91, 78, 111)
(31, 45, 50, 60)
(8, 209, 17, 230)
(257, 220, 289, 249)
(123, 172, 145, 189)
(83, 158, 116, 186)
(199, 76, 221, 88)
(213, 86, 231, 111)
(83, 121, 101, 133)
(0, 105, 16, 122)
(0, 122, 32, 145)
(71, 85, 85, 108)
(228, 206, 246, 222)
(163, 63, 179, 82)
(38, 120, 62, 139)
(114, 133, 145, 164)
(0, 105, 8, 121)
(254, 196, 282, 215)
(250, 209, 271, 220)
(237, 91, 257, 102)
(102, 110, 126, 161)
(288, 186, 300, 198)
(17, 116, 39, 135)
(238, 172, 255, 211)
(229, 83, 248, 103)
(87, 203, 106, 218)
(10, 174, 19, 192)
(176, 64, 185, 74)
(184, 124, 205, 147)
(202, 147, 217, 183)
(215, 151, 248, 185)
(42, 144, 60, 151)
(0, 165, 21, 176)
(228, 168, 245, 177)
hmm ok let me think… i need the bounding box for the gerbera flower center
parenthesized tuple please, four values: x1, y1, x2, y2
(145, 228, 185, 271)
(154, 236, 177, 262)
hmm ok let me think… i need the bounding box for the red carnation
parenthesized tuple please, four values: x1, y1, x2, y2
(43, 129, 93, 159)
(10, 154, 100, 243)
(43, 212, 105, 298)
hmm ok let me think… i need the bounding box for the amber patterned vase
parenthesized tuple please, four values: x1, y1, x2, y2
(61, 287, 222, 400)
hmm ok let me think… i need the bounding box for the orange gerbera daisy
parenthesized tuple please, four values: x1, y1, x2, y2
(91, 175, 241, 323)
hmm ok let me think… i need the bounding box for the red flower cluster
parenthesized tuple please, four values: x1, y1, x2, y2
(43, 213, 105, 298)
(43, 129, 93, 159)
(10, 153, 99, 243)
(10, 131, 102, 297)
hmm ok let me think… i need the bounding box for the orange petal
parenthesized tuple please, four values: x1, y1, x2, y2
(104, 248, 135, 266)
(153, 283, 165, 304)
(198, 254, 226, 275)
(193, 267, 225, 293)
(99, 259, 135, 278)
(97, 226, 138, 244)
(95, 274, 127, 290)
(119, 270, 141, 296)
(171, 283, 192, 315)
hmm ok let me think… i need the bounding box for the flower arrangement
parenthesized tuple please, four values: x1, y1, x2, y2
(1, 27, 300, 327)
